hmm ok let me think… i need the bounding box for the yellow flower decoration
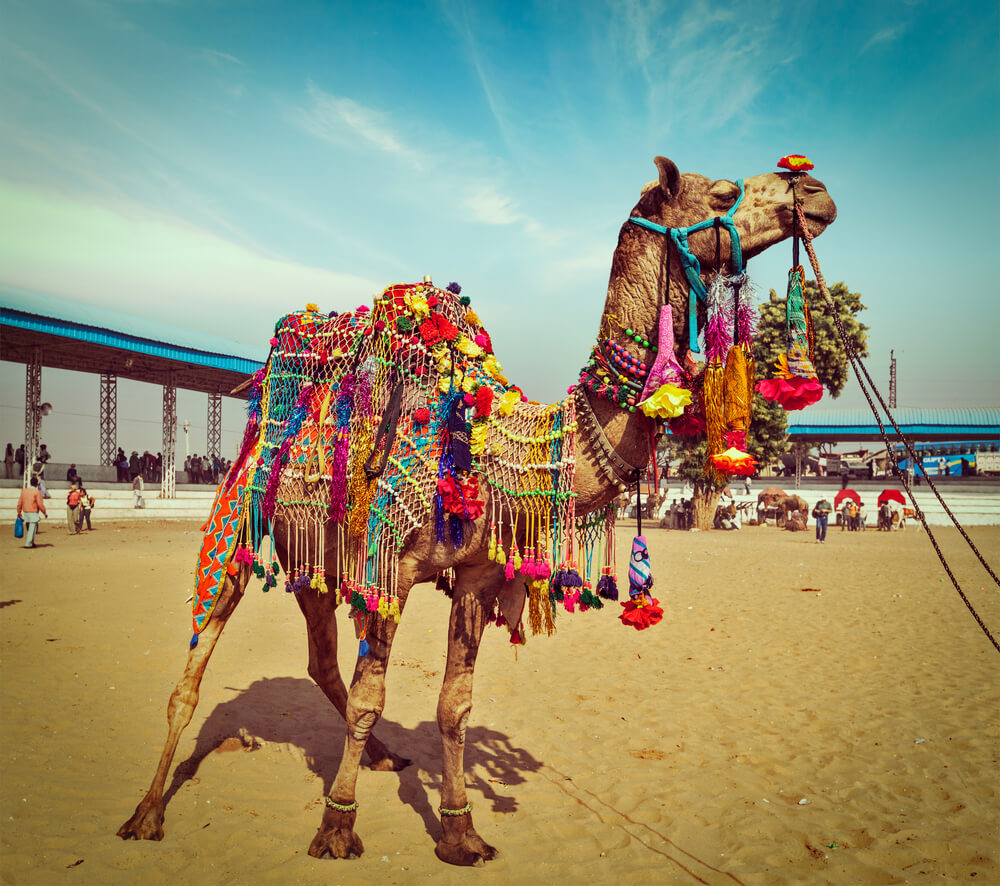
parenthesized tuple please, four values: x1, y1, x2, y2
(638, 383, 692, 419)
(497, 390, 520, 416)
(470, 423, 489, 454)
(465, 309, 480, 327)
(484, 355, 508, 386)
(406, 293, 430, 318)
(305, 302, 319, 312)
(455, 335, 484, 359)
(438, 367, 463, 393)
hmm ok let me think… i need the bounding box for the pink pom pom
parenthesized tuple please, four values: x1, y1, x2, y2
(474, 333, 488, 348)
(269, 337, 279, 346)
(356, 305, 370, 314)
(464, 392, 475, 405)
(504, 558, 515, 581)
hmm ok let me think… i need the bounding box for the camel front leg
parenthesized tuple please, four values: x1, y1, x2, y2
(118, 566, 247, 840)
(297, 577, 411, 771)
(435, 566, 498, 866)
(306, 566, 413, 860)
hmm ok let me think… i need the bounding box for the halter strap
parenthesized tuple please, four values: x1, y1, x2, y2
(628, 179, 745, 352)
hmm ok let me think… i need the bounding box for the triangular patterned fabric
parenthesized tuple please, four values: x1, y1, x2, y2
(192, 462, 251, 636)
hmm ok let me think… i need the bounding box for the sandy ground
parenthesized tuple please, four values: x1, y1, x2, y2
(1, 519, 998, 886)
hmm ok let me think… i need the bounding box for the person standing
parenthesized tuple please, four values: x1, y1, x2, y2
(17, 477, 47, 548)
(31, 458, 49, 498)
(78, 488, 94, 530)
(66, 482, 83, 534)
(743, 475, 752, 496)
(858, 501, 867, 532)
(813, 497, 832, 543)
(4, 443, 13, 479)
(15, 444, 25, 477)
(133, 473, 145, 509)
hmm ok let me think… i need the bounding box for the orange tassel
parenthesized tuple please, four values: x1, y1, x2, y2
(703, 360, 725, 483)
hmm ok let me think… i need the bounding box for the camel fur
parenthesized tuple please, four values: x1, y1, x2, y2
(118, 156, 836, 865)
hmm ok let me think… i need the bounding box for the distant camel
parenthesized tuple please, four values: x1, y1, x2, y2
(119, 156, 836, 864)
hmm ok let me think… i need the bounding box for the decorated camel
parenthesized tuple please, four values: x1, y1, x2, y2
(118, 155, 836, 865)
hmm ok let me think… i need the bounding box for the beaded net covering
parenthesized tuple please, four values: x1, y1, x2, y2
(192, 282, 618, 646)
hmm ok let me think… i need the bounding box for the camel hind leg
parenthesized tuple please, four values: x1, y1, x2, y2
(118, 565, 248, 840)
(296, 578, 411, 772)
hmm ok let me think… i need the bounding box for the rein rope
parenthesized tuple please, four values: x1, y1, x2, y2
(794, 202, 1000, 655)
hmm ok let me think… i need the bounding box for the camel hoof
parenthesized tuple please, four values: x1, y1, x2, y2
(308, 808, 364, 860)
(435, 814, 498, 866)
(117, 800, 165, 841)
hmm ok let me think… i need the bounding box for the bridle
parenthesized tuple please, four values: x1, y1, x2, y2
(627, 178, 746, 353)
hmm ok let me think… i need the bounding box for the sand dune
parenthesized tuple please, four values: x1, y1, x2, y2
(2, 521, 998, 885)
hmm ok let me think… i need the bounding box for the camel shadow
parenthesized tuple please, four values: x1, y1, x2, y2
(165, 676, 540, 842)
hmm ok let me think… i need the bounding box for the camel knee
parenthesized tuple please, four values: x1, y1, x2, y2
(438, 703, 471, 746)
(347, 707, 382, 743)
(166, 683, 198, 726)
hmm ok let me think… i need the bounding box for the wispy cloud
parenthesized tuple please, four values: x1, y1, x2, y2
(463, 184, 562, 245)
(291, 80, 417, 165)
(202, 48, 244, 67)
(861, 25, 906, 53)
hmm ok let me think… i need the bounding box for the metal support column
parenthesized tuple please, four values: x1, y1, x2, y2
(160, 373, 177, 499)
(207, 393, 222, 458)
(99, 372, 118, 466)
(23, 347, 41, 489)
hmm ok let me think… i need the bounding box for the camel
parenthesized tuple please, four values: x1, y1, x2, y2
(118, 155, 836, 865)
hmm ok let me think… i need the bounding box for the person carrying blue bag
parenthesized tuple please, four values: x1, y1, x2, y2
(16, 477, 47, 548)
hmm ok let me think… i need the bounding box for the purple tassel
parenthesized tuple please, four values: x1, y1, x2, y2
(596, 573, 619, 601)
(328, 431, 350, 521)
(704, 274, 734, 362)
(561, 568, 583, 589)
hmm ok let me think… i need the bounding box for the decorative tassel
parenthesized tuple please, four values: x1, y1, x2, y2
(358, 638, 370, 657)
(528, 582, 543, 636)
(703, 361, 726, 481)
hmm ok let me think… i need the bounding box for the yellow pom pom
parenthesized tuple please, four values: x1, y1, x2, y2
(498, 390, 520, 416)
(465, 309, 480, 326)
(484, 356, 508, 386)
(488, 537, 497, 561)
(377, 596, 389, 619)
(638, 383, 692, 419)
(389, 597, 401, 623)
(306, 302, 319, 312)
(495, 548, 506, 566)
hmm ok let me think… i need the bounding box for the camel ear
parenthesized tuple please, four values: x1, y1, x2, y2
(654, 156, 682, 201)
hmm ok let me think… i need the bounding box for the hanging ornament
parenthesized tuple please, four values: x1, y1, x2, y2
(619, 535, 662, 630)
(638, 303, 692, 419)
(755, 265, 824, 410)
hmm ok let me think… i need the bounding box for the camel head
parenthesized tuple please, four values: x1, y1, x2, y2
(632, 155, 837, 271)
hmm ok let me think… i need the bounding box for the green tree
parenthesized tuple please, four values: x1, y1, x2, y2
(664, 279, 868, 528)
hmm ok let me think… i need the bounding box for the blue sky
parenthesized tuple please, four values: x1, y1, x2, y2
(1, 0, 997, 462)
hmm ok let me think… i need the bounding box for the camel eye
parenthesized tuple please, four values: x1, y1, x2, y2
(708, 180, 740, 210)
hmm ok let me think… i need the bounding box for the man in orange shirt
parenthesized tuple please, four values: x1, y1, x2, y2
(17, 477, 47, 548)
(66, 482, 83, 534)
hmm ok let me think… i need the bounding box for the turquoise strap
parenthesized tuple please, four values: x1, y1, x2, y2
(627, 179, 744, 353)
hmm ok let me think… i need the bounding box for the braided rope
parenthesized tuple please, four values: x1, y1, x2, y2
(795, 204, 999, 654)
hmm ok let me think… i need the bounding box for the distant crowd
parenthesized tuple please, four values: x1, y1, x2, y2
(4, 442, 229, 488)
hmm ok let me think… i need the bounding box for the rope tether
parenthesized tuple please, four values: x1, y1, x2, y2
(794, 203, 1000, 654)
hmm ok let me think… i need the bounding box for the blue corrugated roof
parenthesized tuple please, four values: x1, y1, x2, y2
(1, 284, 267, 373)
(787, 406, 1000, 434)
